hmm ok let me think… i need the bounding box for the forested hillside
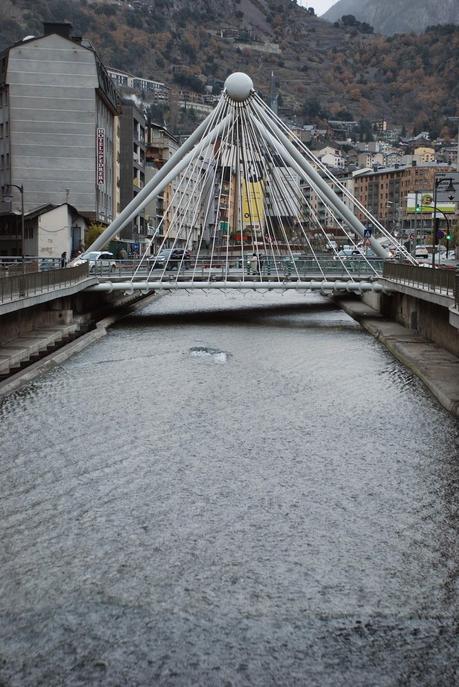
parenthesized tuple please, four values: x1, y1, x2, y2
(1, 0, 458, 133)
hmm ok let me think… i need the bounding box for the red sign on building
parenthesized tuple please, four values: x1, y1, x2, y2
(96, 128, 105, 188)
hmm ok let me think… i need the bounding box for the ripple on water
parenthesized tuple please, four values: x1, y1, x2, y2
(189, 346, 231, 363)
(0, 291, 457, 686)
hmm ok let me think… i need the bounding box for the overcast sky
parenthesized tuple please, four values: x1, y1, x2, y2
(298, 0, 338, 16)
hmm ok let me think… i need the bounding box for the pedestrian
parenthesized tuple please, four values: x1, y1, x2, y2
(60, 251, 67, 268)
(249, 253, 258, 275)
(119, 248, 128, 260)
(259, 253, 264, 274)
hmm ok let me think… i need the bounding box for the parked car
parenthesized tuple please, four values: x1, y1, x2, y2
(148, 248, 191, 270)
(80, 251, 117, 272)
(333, 247, 362, 260)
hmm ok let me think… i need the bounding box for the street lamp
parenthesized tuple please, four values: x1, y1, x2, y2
(432, 176, 455, 268)
(2, 184, 24, 259)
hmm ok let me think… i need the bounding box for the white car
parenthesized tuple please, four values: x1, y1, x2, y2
(80, 251, 117, 272)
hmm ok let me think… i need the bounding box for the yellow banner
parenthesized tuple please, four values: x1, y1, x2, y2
(242, 180, 264, 230)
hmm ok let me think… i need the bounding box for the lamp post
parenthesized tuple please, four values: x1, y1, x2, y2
(446, 116, 459, 171)
(432, 176, 455, 268)
(3, 184, 24, 259)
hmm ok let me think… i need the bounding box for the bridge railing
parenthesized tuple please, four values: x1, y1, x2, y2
(0, 263, 90, 304)
(383, 262, 457, 298)
(0, 256, 63, 275)
(91, 256, 384, 279)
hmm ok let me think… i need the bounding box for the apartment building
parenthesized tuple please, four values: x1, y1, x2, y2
(145, 122, 204, 251)
(119, 98, 146, 248)
(353, 162, 454, 235)
(107, 67, 169, 103)
(0, 22, 121, 254)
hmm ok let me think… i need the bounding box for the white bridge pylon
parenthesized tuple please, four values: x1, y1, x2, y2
(87, 72, 415, 293)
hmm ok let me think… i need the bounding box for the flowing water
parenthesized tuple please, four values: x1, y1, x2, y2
(0, 292, 457, 686)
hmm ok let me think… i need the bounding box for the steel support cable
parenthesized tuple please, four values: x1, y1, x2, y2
(253, 93, 416, 264)
(299, 194, 356, 280)
(241, 105, 281, 281)
(223, 104, 239, 281)
(220, 101, 239, 281)
(170, 105, 234, 282)
(88, 97, 228, 255)
(145, 99, 231, 282)
(206, 109, 236, 283)
(240, 104, 283, 282)
(253, 94, 388, 227)
(292, 170, 378, 274)
(190, 154, 220, 281)
(245, 101, 326, 281)
(160, 137, 220, 281)
(256, 150, 328, 281)
(129, 99, 231, 281)
(249, 99, 390, 260)
(188, 141, 226, 282)
(239, 105, 278, 282)
(304, 191, 380, 276)
(150, 97, 230, 280)
(235, 107, 246, 283)
(170, 143, 220, 283)
(239, 128, 283, 283)
(190, 110, 236, 282)
(241, 106, 302, 282)
(238, 101, 262, 280)
(190, 105, 241, 281)
(295, 168, 378, 277)
(135, 142, 212, 282)
(240, 101, 299, 283)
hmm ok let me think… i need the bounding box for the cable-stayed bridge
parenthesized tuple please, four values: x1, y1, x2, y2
(83, 72, 416, 295)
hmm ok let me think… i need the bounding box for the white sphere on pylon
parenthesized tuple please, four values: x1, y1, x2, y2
(224, 72, 254, 102)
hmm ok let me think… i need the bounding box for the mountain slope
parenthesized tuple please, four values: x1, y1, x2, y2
(323, 0, 459, 35)
(1, 0, 458, 132)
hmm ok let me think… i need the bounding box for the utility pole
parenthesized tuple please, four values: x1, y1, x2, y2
(2, 184, 24, 258)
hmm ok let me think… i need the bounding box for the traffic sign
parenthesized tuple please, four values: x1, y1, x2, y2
(363, 228, 372, 238)
(436, 173, 459, 203)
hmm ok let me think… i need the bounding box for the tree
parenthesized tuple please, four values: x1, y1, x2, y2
(358, 119, 373, 142)
(85, 223, 105, 248)
(303, 98, 323, 119)
(335, 109, 354, 121)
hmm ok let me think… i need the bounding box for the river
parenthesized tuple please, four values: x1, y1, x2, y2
(0, 292, 457, 686)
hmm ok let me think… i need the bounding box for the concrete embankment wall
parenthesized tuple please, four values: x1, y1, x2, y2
(375, 291, 459, 358)
(339, 292, 459, 416)
(0, 290, 157, 395)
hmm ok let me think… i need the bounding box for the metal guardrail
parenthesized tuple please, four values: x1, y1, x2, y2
(91, 257, 384, 280)
(0, 256, 63, 276)
(383, 262, 457, 298)
(0, 263, 90, 304)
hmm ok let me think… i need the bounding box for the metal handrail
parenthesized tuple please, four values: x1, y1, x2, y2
(383, 262, 457, 298)
(90, 256, 384, 281)
(0, 264, 90, 304)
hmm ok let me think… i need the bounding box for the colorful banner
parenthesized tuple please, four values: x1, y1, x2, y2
(96, 128, 105, 188)
(406, 191, 455, 214)
(242, 179, 264, 231)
